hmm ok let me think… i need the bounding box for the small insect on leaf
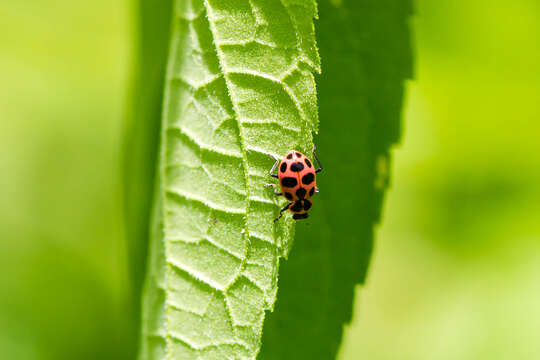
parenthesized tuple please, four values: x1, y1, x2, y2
(267, 147, 323, 222)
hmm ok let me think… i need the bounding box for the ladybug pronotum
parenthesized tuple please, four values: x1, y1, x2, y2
(266, 145, 323, 222)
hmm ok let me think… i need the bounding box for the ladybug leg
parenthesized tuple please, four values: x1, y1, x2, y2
(269, 156, 280, 179)
(312, 144, 323, 173)
(274, 203, 292, 222)
(265, 184, 282, 196)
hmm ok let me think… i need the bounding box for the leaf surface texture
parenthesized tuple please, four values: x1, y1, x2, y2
(140, 0, 320, 358)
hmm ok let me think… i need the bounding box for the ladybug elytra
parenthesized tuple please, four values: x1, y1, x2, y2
(266, 145, 323, 222)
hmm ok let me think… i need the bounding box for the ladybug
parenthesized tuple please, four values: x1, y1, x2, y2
(266, 145, 323, 221)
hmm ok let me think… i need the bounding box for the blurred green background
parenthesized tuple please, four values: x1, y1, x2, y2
(0, 0, 538, 359)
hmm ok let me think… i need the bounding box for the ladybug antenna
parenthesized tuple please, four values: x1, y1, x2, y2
(274, 203, 292, 222)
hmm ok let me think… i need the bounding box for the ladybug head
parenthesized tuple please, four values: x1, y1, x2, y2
(292, 213, 308, 220)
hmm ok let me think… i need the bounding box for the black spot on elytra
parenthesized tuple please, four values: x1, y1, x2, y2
(280, 162, 287, 173)
(303, 200, 312, 211)
(305, 158, 312, 168)
(309, 187, 315, 197)
(302, 173, 314, 185)
(296, 152, 302, 158)
(284, 192, 293, 200)
(296, 187, 306, 199)
(290, 162, 304, 172)
(290, 201, 303, 212)
(287, 153, 293, 159)
(281, 177, 297, 188)
(293, 213, 308, 220)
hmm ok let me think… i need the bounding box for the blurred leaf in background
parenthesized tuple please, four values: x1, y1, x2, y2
(261, 0, 413, 358)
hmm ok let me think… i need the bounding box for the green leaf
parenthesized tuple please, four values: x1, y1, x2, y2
(139, 180, 167, 360)
(139, 0, 321, 358)
(124, 0, 173, 287)
(260, 0, 414, 359)
(124, 0, 172, 358)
